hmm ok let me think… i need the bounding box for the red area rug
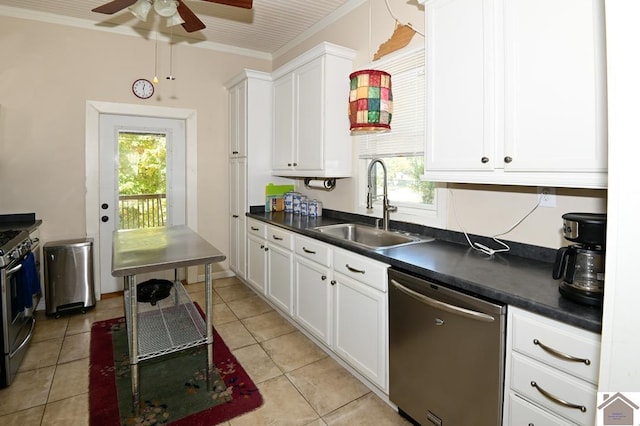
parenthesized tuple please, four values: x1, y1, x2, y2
(89, 309, 263, 425)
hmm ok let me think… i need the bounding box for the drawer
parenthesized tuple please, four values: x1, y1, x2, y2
(295, 235, 331, 267)
(268, 226, 294, 250)
(333, 248, 388, 292)
(510, 306, 600, 384)
(247, 219, 267, 239)
(508, 393, 574, 426)
(510, 352, 597, 425)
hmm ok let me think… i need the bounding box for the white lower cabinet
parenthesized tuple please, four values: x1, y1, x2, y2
(504, 306, 601, 425)
(294, 236, 332, 346)
(246, 219, 267, 294)
(265, 226, 294, 315)
(333, 248, 389, 391)
(246, 226, 390, 393)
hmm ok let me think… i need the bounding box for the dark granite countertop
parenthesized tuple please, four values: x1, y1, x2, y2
(0, 213, 42, 233)
(247, 209, 602, 333)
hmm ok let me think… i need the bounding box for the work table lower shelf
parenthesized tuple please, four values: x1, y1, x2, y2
(124, 281, 208, 362)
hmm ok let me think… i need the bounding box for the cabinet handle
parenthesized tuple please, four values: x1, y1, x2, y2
(530, 381, 587, 413)
(251, 226, 259, 231)
(264, 247, 269, 252)
(287, 163, 292, 166)
(232, 151, 239, 155)
(260, 245, 265, 249)
(321, 275, 327, 280)
(272, 235, 283, 241)
(293, 162, 298, 166)
(533, 339, 591, 365)
(302, 247, 316, 254)
(232, 214, 239, 218)
(345, 264, 365, 274)
(481, 156, 489, 163)
(330, 280, 336, 286)
(504, 156, 513, 163)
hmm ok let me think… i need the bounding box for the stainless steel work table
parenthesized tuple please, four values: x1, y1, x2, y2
(111, 225, 226, 414)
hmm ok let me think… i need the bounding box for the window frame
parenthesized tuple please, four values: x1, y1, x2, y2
(353, 48, 447, 229)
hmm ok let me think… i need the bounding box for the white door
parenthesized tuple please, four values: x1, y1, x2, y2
(98, 114, 186, 294)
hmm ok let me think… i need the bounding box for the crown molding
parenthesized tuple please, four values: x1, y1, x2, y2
(272, 0, 367, 61)
(0, 5, 271, 61)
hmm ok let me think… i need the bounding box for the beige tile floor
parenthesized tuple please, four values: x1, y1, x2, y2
(0, 277, 410, 425)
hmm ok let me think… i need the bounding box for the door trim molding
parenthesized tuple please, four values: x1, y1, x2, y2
(85, 101, 198, 298)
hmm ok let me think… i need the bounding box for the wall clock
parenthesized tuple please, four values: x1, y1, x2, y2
(132, 78, 154, 99)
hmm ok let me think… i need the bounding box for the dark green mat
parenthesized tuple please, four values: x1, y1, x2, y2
(90, 313, 262, 425)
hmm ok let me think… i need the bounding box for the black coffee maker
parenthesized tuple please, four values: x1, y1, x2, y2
(552, 212, 606, 306)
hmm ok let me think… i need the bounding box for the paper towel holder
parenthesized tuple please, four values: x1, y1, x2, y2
(304, 178, 336, 191)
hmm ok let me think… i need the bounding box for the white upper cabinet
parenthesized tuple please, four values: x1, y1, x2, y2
(422, 0, 608, 188)
(272, 42, 356, 178)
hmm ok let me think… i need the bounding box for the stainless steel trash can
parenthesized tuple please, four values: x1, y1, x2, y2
(44, 238, 96, 317)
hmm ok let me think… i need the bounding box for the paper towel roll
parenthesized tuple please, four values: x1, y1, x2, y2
(304, 178, 336, 190)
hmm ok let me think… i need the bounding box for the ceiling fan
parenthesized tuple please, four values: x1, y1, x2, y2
(92, 0, 253, 33)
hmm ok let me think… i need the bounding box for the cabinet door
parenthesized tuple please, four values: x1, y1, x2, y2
(503, 0, 607, 172)
(228, 81, 247, 157)
(246, 234, 267, 294)
(295, 57, 325, 171)
(294, 256, 332, 345)
(229, 158, 247, 278)
(425, 0, 495, 171)
(267, 244, 294, 314)
(273, 74, 296, 171)
(333, 272, 387, 390)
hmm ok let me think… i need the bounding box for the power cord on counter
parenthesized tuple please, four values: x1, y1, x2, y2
(449, 189, 542, 256)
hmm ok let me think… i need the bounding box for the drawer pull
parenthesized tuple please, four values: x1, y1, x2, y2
(302, 247, 316, 254)
(533, 339, 591, 365)
(530, 381, 587, 413)
(321, 275, 327, 281)
(272, 235, 283, 241)
(251, 226, 260, 231)
(345, 264, 365, 274)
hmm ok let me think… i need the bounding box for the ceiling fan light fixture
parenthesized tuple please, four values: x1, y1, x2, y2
(154, 0, 179, 17)
(166, 11, 185, 27)
(128, 0, 152, 21)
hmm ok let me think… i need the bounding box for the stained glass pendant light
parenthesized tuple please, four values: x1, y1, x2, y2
(348, 69, 393, 133)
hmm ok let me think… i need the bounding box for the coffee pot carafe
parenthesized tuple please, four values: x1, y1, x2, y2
(552, 213, 606, 306)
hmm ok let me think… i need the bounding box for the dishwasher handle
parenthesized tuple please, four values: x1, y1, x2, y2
(390, 279, 496, 323)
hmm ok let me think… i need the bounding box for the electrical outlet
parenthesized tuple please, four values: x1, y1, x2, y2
(538, 187, 556, 208)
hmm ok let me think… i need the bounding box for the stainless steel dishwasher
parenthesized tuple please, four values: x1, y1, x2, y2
(389, 268, 506, 426)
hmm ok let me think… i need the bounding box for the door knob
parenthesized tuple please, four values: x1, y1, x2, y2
(101, 203, 109, 209)
(101, 216, 109, 222)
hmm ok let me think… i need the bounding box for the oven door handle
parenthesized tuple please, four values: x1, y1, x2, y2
(10, 316, 35, 358)
(6, 263, 23, 275)
(390, 279, 495, 322)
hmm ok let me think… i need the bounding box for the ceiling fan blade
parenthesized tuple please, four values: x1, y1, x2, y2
(202, 0, 253, 9)
(92, 0, 137, 14)
(177, 1, 206, 32)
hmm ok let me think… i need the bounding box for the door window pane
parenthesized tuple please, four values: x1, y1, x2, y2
(118, 132, 167, 229)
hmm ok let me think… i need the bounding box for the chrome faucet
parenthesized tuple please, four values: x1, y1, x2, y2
(366, 159, 397, 231)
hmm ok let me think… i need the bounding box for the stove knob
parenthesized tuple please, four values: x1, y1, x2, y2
(9, 249, 21, 261)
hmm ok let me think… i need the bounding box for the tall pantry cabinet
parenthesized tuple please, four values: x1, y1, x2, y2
(225, 70, 277, 280)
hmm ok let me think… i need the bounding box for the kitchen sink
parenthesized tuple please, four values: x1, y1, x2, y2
(311, 223, 432, 250)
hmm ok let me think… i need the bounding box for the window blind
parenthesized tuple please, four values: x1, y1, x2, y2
(358, 49, 425, 159)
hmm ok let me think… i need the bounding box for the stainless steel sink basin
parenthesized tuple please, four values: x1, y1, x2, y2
(311, 223, 432, 250)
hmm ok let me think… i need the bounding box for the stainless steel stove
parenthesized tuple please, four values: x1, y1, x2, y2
(0, 226, 40, 388)
(0, 229, 32, 267)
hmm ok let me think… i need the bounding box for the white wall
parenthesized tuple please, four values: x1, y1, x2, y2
(0, 15, 270, 276)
